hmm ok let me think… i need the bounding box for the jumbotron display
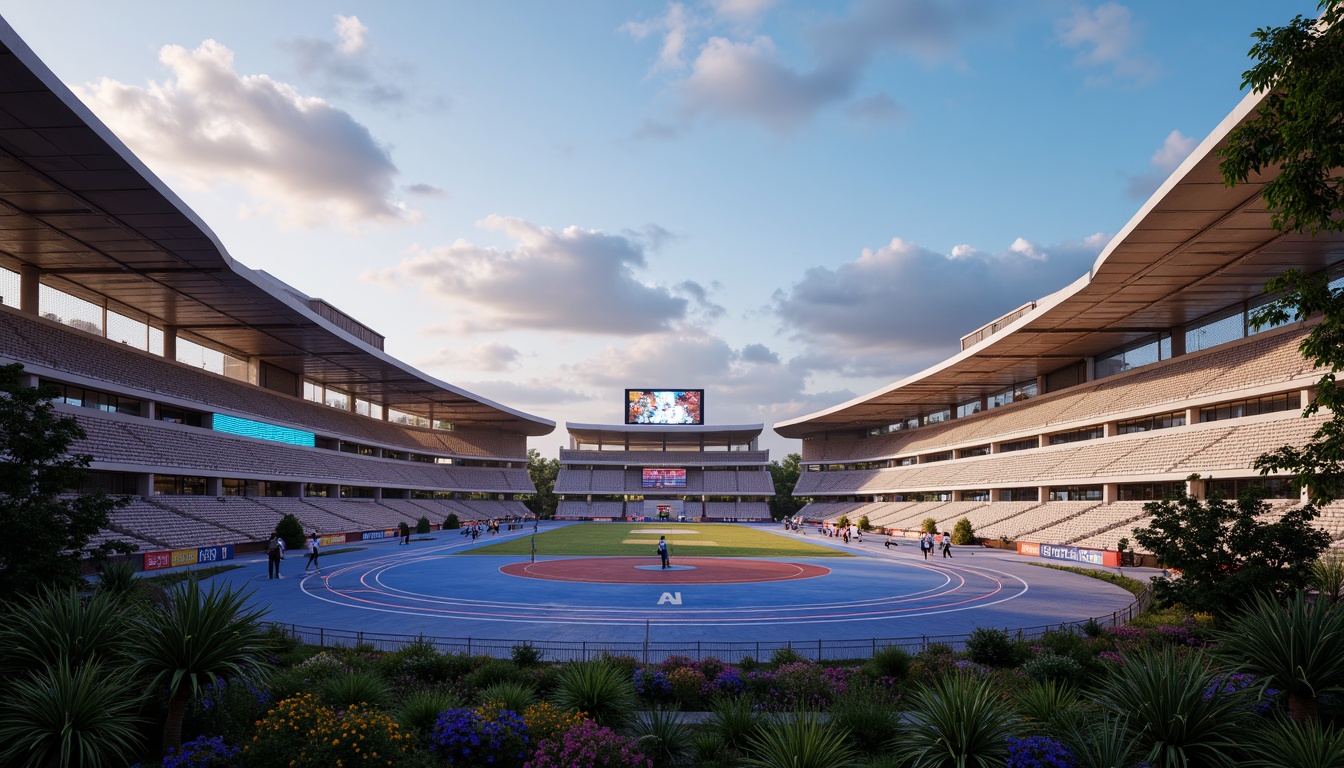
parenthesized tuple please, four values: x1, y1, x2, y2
(642, 468, 687, 488)
(625, 389, 703, 425)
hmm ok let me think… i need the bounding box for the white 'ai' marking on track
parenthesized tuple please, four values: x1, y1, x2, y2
(657, 592, 683, 605)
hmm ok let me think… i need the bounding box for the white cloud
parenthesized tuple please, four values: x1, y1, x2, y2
(76, 39, 405, 228)
(1057, 3, 1158, 87)
(1125, 129, 1197, 199)
(366, 216, 692, 335)
(418, 341, 521, 372)
(771, 233, 1107, 373)
(335, 15, 368, 54)
(709, 0, 780, 23)
(622, 2, 694, 73)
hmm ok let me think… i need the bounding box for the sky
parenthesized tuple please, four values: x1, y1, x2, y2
(0, 1, 1319, 458)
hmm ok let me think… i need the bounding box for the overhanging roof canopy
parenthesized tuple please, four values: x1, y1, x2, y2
(0, 18, 553, 436)
(567, 422, 765, 446)
(775, 87, 1344, 439)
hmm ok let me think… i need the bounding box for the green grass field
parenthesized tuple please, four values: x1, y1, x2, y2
(465, 522, 852, 558)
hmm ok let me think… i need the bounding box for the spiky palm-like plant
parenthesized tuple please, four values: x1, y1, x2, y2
(477, 679, 539, 712)
(552, 661, 636, 730)
(709, 694, 763, 753)
(0, 586, 133, 677)
(1240, 715, 1344, 768)
(94, 558, 140, 603)
(1057, 711, 1141, 768)
(0, 658, 144, 768)
(1313, 554, 1344, 605)
(633, 705, 693, 768)
(397, 688, 463, 737)
(896, 672, 1018, 768)
(1214, 590, 1344, 721)
(744, 712, 859, 768)
(1013, 678, 1084, 732)
(321, 670, 392, 710)
(1092, 647, 1252, 768)
(133, 576, 271, 753)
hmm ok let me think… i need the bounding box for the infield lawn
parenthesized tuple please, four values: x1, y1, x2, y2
(465, 523, 852, 558)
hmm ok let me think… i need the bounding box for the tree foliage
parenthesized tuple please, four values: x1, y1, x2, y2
(524, 449, 560, 518)
(952, 517, 976, 545)
(767, 453, 804, 521)
(0, 363, 130, 597)
(1132, 490, 1330, 615)
(1220, 2, 1344, 502)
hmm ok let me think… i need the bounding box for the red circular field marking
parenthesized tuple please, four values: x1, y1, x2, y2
(499, 557, 830, 584)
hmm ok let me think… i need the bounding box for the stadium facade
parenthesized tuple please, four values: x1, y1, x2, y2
(775, 85, 1344, 556)
(0, 19, 554, 564)
(554, 423, 774, 522)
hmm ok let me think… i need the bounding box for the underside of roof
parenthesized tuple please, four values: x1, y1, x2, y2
(567, 422, 765, 446)
(775, 87, 1344, 439)
(0, 18, 553, 437)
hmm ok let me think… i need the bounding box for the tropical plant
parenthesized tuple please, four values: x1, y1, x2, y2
(479, 680, 539, 712)
(688, 731, 728, 767)
(1313, 552, 1344, 605)
(0, 586, 134, 677)
(1091, 647, 1252, 768)
(0, 658, 144, 768)
(708, 694, 762, 753)
(744, 712, 859, 768)
(95, 558, 140, 602)
(1013, 679, 1083, 732)
(1213, 590, 1344, 721)
(134, 576, 272, 753)
(1239, 715, 1344, 768)
(866, 645, 912, 681)
(632, 705, 693, 768)
(320, 670, 391, 710)
(1057, 711, 1141, 768)
(553, 661, 637, 730)
(828, 681, 899, 756)
(896, 672, 1018, 768)
(397, 688, 463, 737)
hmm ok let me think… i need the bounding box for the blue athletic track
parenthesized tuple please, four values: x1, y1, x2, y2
(207, 523, 1140, 647)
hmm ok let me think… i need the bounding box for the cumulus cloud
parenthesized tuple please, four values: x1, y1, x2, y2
(76, 39, 405, 228)
(418, 341, 521, 372)
(1057, 3, 1158, 87)
(281, 14, 412, 106)
(632, 0, 988, 133)
(404, 182, 448, 198)
(366, 215, 691, 334)
(622, 2, 695, 73)
(1125, 129, 1197, 199)
(771, 233, 1108, 374)
(566, 327, 853, 424)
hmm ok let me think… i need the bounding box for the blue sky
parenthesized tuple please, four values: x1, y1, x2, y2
(0, 1, 1318, 456)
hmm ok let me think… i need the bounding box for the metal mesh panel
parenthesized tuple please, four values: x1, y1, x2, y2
(39, 284, 103, 334)
(105, 310, 149, 351)
(149, 326, 165, 356)
(0, 266, 17, 308)
(177, 336, 225, 374)
(1185, 311, 1244, 352)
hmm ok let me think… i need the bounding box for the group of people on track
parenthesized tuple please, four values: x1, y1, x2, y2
(266, 529, 323, 579)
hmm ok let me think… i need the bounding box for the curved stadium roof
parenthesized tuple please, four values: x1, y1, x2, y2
(775, 86, 1344, 439)
(0, 18, 553, 437)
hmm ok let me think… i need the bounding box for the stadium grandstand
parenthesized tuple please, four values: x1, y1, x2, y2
(775, 83, 1344, 559)
(554, 423, 774, 522)
(0, 19, 553, 566)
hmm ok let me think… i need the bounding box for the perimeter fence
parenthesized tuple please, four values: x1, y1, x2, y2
(268, 585, 1151, 664)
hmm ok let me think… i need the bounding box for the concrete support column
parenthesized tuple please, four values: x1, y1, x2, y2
(19, 372, 39, 388)
(1103, 421, 1118, 438)
(137, 473, 155, 497)
(1085, 357, 1096, 382)
(1187, 476, 1206, 501)
(1102, 483, 1118, 503)
(329, 484, 341, 498)
(1038, 485, 1051, 503)
(1186, 406, 1199, 426)
(19, 264, 40, 315)
(206, 477, 223, 497)
(373, 487, 383, 501)
(162, 325, 178, 361)
(1170, 327, 1187, 358)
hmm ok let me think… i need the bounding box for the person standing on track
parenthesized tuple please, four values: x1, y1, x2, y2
(941, 532, 953, 558)
(658, 535, 670, 569)
(305, 531, 321, 573)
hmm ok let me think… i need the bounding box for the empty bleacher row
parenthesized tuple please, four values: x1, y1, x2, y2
(559, 449, 770, 465)
(554, 467, 774, 495)
(98, 495, 532, 551)
(802, 325, 1315, 464)
(554, 499, 771, 521)
(794, 413, 1325, 496)
(0, 306, 526, 460)
(67, 409, 532, 492)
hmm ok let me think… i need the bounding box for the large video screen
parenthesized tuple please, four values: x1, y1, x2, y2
(642, 468, 687, 489)
(626, 389, 703, 425)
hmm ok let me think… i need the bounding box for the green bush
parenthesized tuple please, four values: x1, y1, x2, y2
(416, 515, 432, 534)
(769, 646, 806, 668)
(952, 516, 976, 545)
(378, 638, 459, 684)
(464, 657, 532, 692)
(920, 517, 938, 534)
(866, 645, 912, 681)
(511, 642, 542, 667)
(476, 680, 537, 711)
(397, 688, 463, 739)
(828, 680, 899, 755)
(275, 514, 305, 550)
(1022, 653, 1085, 684)
(966, 627, 1016, 667)
(444, 512, 461, 530)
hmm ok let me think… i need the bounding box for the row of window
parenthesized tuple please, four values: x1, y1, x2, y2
(840, 479, 1298, 505)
